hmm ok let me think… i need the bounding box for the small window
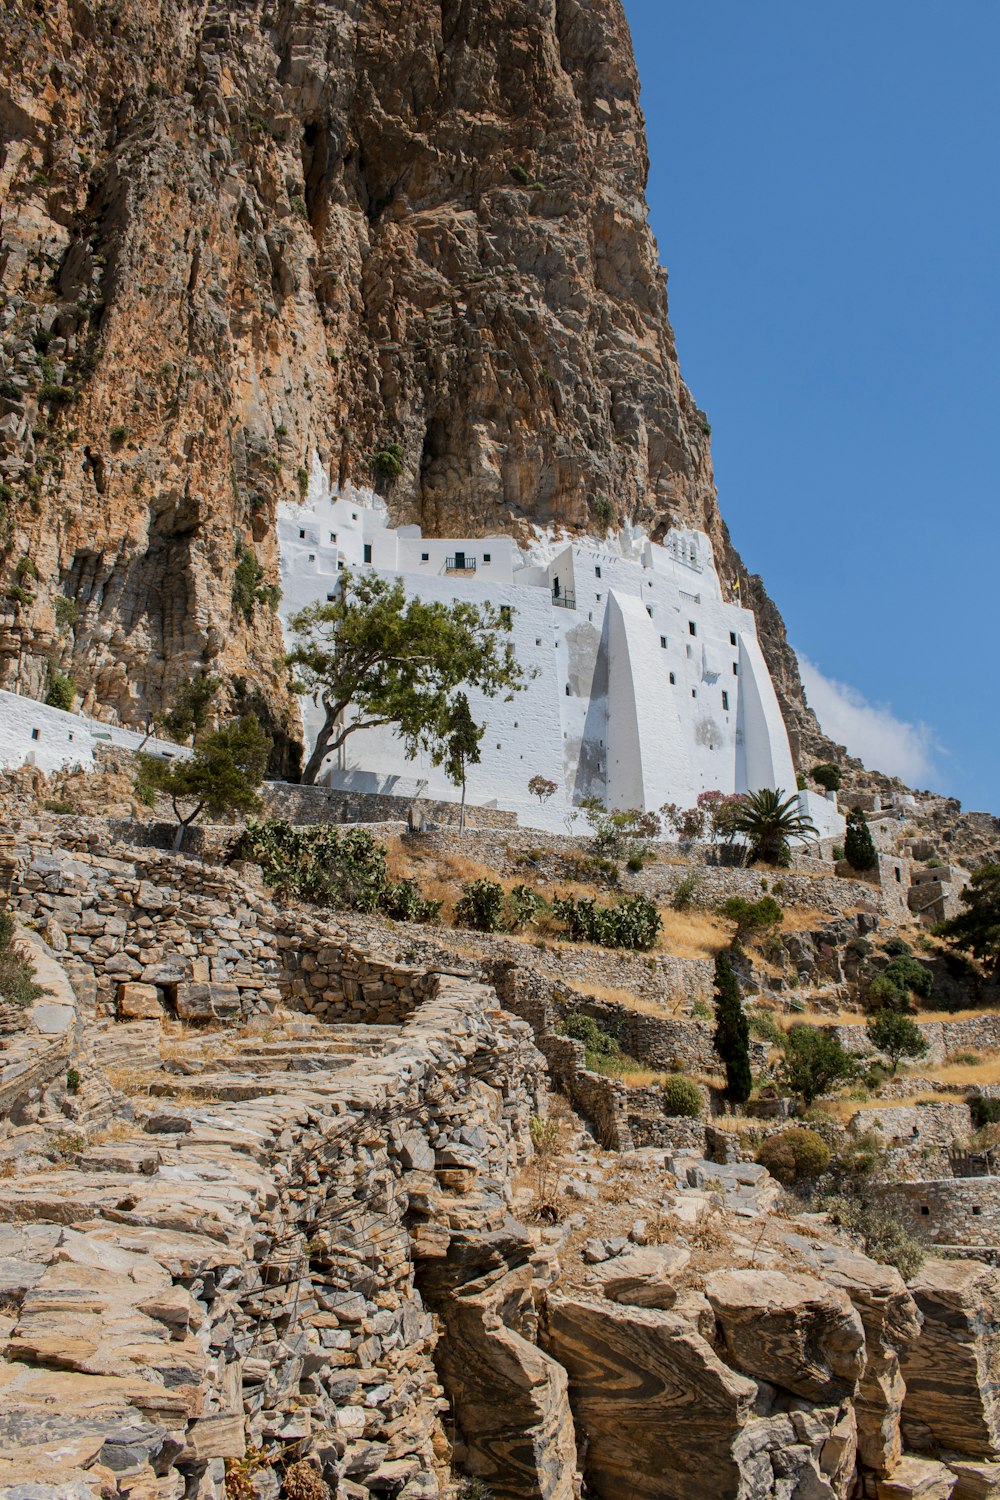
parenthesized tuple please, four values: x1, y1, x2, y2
(595, 565, 601, 578)
(330, 532, 337, 542)
(68, 733, 74, 742)
(30, 728, 39, 741)
(565, 684, 571, 696)
(327, 593, 336, 601)
(920, 1206, 930, 1215)
(421, 552, 429, 562)
(973, 1205, 982, 1215)
(733, 662, 739, 675)
(686, 644, 693, 659)
(691, 688, 697, 699)
(660, 636, 667, 649)
(729, 631, 737, 646)
(669, 672, 676, 685)
(298, 529, 306, 540)
(308, 553, 315, 562)
(596, 593, 602, 601)
(496, 744, 501, 751)
(895, 867, 902, 883)
(337, 560, 345, 570)
(351, 512, 357, 520)
(363, 543, 372, 564)
(536, 638, 542, 646)
(688, 620, 697, 636)
(722, 691, 729, 711)
(646, 606, 653, 618)
(483, 553, 491, 563)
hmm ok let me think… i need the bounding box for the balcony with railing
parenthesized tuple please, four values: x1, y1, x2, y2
(445, 555, 477, 574)
(552, 589, 576, 610)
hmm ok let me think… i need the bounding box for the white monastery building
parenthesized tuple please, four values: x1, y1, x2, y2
(277, 472, 842, 839)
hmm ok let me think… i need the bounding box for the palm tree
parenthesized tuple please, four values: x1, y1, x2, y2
(731, 788, 817, 866)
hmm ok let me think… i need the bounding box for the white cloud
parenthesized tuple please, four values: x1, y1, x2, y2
(796, 652, 939, 786)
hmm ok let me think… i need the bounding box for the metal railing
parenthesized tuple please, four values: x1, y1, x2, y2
(552, 590, 576, 610)
(445, 556, 477, 572)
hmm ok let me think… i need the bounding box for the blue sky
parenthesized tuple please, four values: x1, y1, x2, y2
(621, 1, 999, 813)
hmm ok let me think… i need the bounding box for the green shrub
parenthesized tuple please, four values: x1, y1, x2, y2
(671, 874, 700, 910)
(0, 906, 44, 1010)
(845, 808, 878, 871)
(509, 162, 531, 185)
(381, 879, 442, 923)
(746, 1008, 785, 1046)
(42, 799, 75, 814)
(373, 442, 404, 480)
(506, 883, 545, 929)
(15, 555, 38, 582)
(552, 893, 662, 950)
(296, 465, 309, 496)
(456, 878, 507, 932)
(44, 664, 75, 711)
(109, 424, 128, 443)
(232, 545, 279, 618)
(866, 1009, 929, 1071)
(626, 853, 644, 873)
(231, 819, 437, 922)
(54, 595, 78, 629)
(824, 1192, 925, 1279)
(868, 954, 934, 1012)
(779, 1024, 855, 1103)
(592, 493, 614, 533)
(882, 936, 912, 957)
(661, 1075, 703, 1118)
(66, 1067, 81, 1094)
(720, 894, 784, 946)
(560, 1012, 622, 1071)
(757, 1126, 830, 1184)
(971, 1096, 1000, 1130)
(810, 763, 842, 792)
(290, 193, 308, 218)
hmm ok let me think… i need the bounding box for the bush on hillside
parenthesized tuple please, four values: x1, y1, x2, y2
(560, 1012, 622, 1071)
(552, 893, 662, 950)
(756, 1126, 830, 1184)
(455, 880, 545, 933)
(719, 895, 784, 947)
(661, 1075, 703, 1118)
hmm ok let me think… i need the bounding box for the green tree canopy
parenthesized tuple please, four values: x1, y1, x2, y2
(845, 807, 878, 872)
(779, 1024, 855, 1104)
(936, 863, 1000, 974)
(160, 673, 221, 746)
(285, 571, 527, 783)
(136, 714, 271, 851)
(713, 950, 752, 1103)
(866, 1009, 929, 1072)
(730, 788, 816, 866)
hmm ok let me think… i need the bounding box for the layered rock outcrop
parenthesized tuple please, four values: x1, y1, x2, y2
(0, 0, 820, 761)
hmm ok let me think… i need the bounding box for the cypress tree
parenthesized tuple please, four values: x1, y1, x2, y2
(845, 807, 878, 871)
(712, 949, 752, 1103)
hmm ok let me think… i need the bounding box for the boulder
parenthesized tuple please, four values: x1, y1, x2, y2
(545, 1294, 757, 1500)
(117, 983, 163, 1021)
(876, 1456, 958, 1500)
(800, 1240, 921, 1474)
(951, 1461, 1000, 1500)
(173, 983, 240, 1022)
(704, 1268, 866, 1402)
(900, 1260, 1000, 1458)
(589, 1245, 691, 1309)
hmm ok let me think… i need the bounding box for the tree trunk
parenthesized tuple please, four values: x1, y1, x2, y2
(172, 821, 188, 853)
(459, 775, 467, 834)
(301, 712, 338, 784)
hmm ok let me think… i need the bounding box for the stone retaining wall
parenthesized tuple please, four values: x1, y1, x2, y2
(263, 780, 518, 830)
(881, 1177, 1000, 1248)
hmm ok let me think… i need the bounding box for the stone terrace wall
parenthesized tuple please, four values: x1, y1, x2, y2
(833, 1013, 1000, 1067)
(882, 1178, 1000, 1249)
(263, 780, 518, 830)
(0, 974, 548, 1499)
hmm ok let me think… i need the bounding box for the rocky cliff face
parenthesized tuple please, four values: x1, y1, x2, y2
(0, 0, 819, 760)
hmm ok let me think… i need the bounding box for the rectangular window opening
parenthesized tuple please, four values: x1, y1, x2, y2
(733, 662, 739, 675)
(688, 620, 697, 636)
(595, 565, 601, 578)
(421, 552, 429, 562)
(660, 636, 667, 649)
(298, 529, 306, 540)
(363, 543, 372, 564)
(669, 672, 676, 685)
(730, 631, 737, 646)
(483, 552, 491, 563)
(722, 691, 729, 711)
(30, 728, 39, 740)
(646, 606, 653, 618)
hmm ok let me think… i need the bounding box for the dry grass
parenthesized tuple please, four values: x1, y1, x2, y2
(568, 980, 690, 1018)
(105, 1065, 163, 1096)
(902, 1053, 1000, 1087)
(89, 1118, 140, 1145)
(659, 908, 731, 960)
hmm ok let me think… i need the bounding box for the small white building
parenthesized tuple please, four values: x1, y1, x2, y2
(277, 474, 840, 839)
(0, 689, 187, 776)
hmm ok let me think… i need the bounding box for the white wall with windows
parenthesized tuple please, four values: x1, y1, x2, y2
(276, 471, 812, 835)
